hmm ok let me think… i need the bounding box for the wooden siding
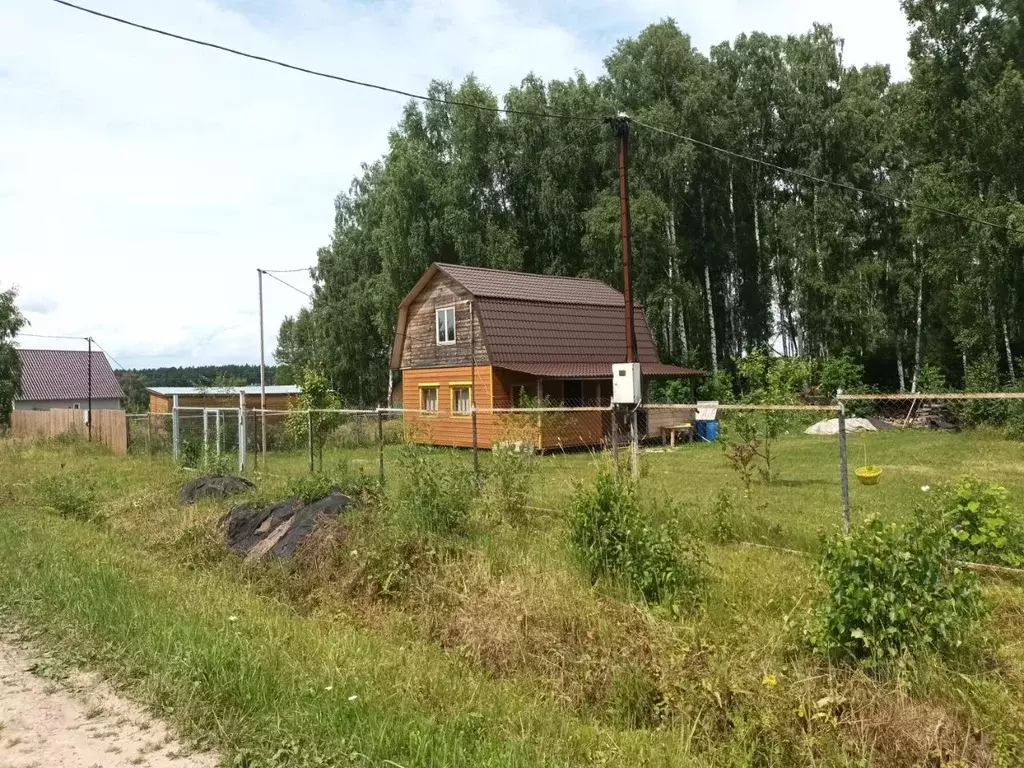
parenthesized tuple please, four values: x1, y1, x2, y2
(11, 408, 127, 455)
(403, 366, 498, 448)
(400, 272, 487, 370)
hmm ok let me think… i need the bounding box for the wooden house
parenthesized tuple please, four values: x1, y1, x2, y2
(391, 263, 702, 450)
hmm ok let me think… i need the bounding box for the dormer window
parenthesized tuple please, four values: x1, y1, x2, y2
(436, 306, 456, 345)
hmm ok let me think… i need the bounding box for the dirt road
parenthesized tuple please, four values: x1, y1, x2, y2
(0, 637, 218, 768)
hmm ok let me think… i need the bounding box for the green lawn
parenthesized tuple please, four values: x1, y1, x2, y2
(1, 430, 1023, 767)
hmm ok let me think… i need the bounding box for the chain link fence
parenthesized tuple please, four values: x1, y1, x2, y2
(119, 395, 1024, 550)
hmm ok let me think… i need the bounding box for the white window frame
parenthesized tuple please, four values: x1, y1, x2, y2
(451, 385, 472, 415)
(420, 385, 439, 413)
(436, 306, 456, 345)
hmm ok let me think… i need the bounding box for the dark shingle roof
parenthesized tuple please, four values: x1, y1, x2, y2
(16, 349, 123, 402)
(437, 264, 624, 306)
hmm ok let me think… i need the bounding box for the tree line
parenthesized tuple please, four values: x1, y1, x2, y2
(275, 2, 1024, 405)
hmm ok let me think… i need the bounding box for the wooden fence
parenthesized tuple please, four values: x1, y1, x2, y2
(10, 409, 128, 455)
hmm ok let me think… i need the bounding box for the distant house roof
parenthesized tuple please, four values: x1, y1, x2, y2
(391, 263, 703, 378)
(16, 349, 124, 402)
(147, 386, 301, 397)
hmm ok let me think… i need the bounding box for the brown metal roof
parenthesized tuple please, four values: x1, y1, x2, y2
(477, 298, 658, 364)
(16, 349, 123, 402)
(496, 362, 704, 379)
(391, 263, 705, 378)
(436, 263, 624, 306)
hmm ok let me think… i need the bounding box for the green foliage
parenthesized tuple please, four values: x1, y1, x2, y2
(916, 363, 948, 394)
(287, 368, 344, 470)
(393, 447, 475, 536)
(484, 445, 535, 525)
(940, 477, 1024, 567)
(817, 355, 865, 398)
(287, 474, 339, 504)
(811, 514, 986, 669)
(568, 472, 706, 608)
(35, 474, 102, 523)
(708, 490, 739, 544)
(959, 356, 1007, 426)
(0, 284, 27, 427)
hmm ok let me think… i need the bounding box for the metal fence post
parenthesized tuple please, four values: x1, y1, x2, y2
(171, 400, 180, 463)
(837, 389, 851, 532)
(629, 406, 640, 478)
(377, 408, 385, 486)
(238, 406, 246, 473)
(307, 409, 314, 474)
(146, 414, 152, 457)
(610, 405, 620, 477)
(471, 404, 480, 488)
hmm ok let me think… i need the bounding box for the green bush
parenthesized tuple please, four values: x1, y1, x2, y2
(288, 473, 341, 503)
(940, 477, 1024, 567)
(568, 472, 706, 609)
(811, 514, 986, 669)
(959, 356, 1007, 427)
(485, 445, 535, 525)
(394, 447, 474, 536)
(35, 474, 102, 523)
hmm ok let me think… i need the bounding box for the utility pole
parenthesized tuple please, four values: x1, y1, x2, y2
(609, 113, 640, 477)
(470, 300, 479, 488)
(87, 336, 93, 442)
(258, 269, 267, 471)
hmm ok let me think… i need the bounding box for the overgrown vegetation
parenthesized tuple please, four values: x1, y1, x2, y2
(568, 472, 706, 609)
(34, 473, 102, 523)
(393, 446, 475, 536)
(484, 444, 535, 525)
(4, 432, 1024, 766)
(811, 514, 987, 670)
(939, 477, 1024, 568)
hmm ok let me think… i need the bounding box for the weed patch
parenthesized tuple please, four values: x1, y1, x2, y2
(568, 472, 707, 609)
(811, 514, 988, 670)
(34, 474, 102, 523)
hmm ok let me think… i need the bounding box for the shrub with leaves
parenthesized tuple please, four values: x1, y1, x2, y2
(35, 474, 102, 523)
(568, 472, 706, 608)
(811, 514, 986, 669)
(484, 444, 535, 525)
(394, 447, 474, 536)
(940, 477, 1024, 567)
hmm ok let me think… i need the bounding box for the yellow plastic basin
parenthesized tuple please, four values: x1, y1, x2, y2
(855, 465, 882, 486)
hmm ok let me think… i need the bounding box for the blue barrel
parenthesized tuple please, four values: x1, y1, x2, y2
(696, 420, 719, 442)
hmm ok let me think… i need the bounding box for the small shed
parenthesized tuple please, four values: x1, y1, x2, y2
(147, 385, 301, 413)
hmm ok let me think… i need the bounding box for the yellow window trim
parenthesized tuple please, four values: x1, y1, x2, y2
(418, 384, 440, 417)
(447, 381, 472, 386)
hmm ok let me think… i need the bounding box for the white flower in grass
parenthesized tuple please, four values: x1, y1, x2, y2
(228, 615, 239, 622)
(921, 485, 931, 493)
(348, 695, 358, 702)
(324, 685, 333, 692)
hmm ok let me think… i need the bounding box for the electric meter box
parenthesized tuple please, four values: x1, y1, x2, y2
(612, 363, 642, 405)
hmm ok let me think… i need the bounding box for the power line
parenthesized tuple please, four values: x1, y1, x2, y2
(262, 267, 312, 274)
(259, 269, 313, 300)
(630, 117, 1024, 238)
(17, 332, 88, 342)
(90, 339, 129, 371)
(50, 0, 603, 123)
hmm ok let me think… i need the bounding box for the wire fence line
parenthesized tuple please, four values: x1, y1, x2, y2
(121, 392, 1024, 535)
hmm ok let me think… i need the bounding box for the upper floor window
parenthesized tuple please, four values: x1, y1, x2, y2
(436, 306, 456, 345)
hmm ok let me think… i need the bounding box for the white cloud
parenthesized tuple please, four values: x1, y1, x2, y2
(1, 0, 910, 370)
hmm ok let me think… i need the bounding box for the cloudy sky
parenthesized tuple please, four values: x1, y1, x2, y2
(1, 0, 912, 370)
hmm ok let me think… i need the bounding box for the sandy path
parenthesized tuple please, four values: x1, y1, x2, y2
(0, 638, 219, 768)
